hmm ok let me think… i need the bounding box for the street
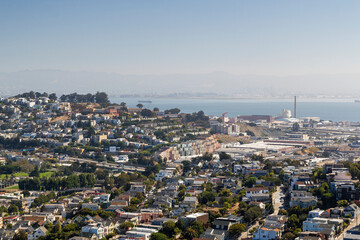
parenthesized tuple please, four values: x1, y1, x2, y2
(336, 213, 360, 240)
(272, 185, 285, 215)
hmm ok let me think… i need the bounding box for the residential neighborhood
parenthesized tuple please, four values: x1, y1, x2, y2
(1, 92, 360, 240)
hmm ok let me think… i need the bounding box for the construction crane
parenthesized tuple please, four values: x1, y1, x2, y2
(222, 112, 228, 134)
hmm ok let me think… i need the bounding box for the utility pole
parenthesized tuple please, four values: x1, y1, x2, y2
(222, 112, 228, 134)
(294, 96, 297, 118)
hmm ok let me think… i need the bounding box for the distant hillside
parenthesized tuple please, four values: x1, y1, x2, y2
(1, 70, 360, 97)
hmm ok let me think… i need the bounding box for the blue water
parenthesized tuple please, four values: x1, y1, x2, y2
(110, 97, 360, 122)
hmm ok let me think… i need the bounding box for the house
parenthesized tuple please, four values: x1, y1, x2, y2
(243, 186, 272, 202)
(253, 215, 288, 240)
(290, 196, 318, 208)
(212, 219, 232, 231)
(99, 194, 111, 203)
(302, 217, 343, 239)
(294, 181, 316, 191)
(329, 207, 343, 218)
(43, 203, 65, 213)
(28, 226, 48, 240)
(126, 227, 156, 240)
(118, 212, 142, 225)
(245, 187, 269, 198)
(82, 203, 100, 211)
(308, 209, 327, 219)
(200, 228, 226, 240)
(215, 215, 244, 224)
(81, 223, 105, 239)
(344, 225, 360, 240)
(155, 169, 174, 181)
(183, 213, 209, 225)
(183, 197, 198, 208)
(103, 221, 116, 236)
(130, 182, 146, 194)
(253, 226, 281, 240)
(296, 232, 326, 240)
(343, 204, 360, 218)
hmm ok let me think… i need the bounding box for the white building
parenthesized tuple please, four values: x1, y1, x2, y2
(155, 169, 174, 181)
(81, 223, 105, 239)
(245, 187, 269, 198)
(253, 226, 281, 240)
(116, 155, 129, 163)
(28, 227, 47, 240)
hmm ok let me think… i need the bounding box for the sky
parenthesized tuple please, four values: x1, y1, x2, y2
(1, 0, 360, 76)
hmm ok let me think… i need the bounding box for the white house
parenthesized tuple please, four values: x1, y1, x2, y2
(245, 187, 269, 198)
(82, 203, 100, 211)
(253, 226, 281, 240)
(303, 217, 343, 239)
(28, 226, 48, 240)
(116, 155, 129, 163)
(99, 194, 111, 203)
(81, 223, 105, 239)
(155, 169, 174, 181)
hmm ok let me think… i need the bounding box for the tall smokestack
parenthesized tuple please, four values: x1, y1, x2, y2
(294, 96, 297, 118)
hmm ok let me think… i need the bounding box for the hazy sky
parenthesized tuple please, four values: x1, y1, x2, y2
(1, 1, 360, 75)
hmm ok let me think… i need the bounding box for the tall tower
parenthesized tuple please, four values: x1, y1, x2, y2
(294, 96, 297, 118)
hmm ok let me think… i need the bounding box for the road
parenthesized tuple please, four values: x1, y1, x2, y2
(336, 213, 360, 240)
(239, 221, 259, 240)
(66, 157, 145, 172)
(272, 185, 285, 215)
(237, 185, 285, 239)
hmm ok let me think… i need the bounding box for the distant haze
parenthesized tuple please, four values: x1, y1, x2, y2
(0, 70, 359, 98)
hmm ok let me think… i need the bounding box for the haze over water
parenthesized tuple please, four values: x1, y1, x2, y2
(111, 98, 360, 122)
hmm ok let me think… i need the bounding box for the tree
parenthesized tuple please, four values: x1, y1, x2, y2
(141, 109, 155, 117)
(190, 221, 204, 235)
(12, 230, 27, 240)
(219, 189, 232, 197)
(22, 190, 30, 197)
(238, 201, 248, 214)
(219, 152, 231, 160)
(337, 200, 349, 207)
(160, 221, 178, 238)
(150, 233, 168, 240)
(95, 91, 110, 105)
(137, 104, 144, 109)
(287, 214, 300, 231)
(120, 102, 127, 111)
(164, 108, 181, 114)
(244, 177, 257, 188)
(182, 161, 191, 174)
(104, 176, 115, 190)
(322, 151, 330, 158)
(29, 166, 40, 177)
(130, 197, 141, 205)
(119, 222, 134, 233)
(8, 204, 19, 214)
(49, 93, 57, 101)
(282, 232, 296, 240)
(278, 209, 288, 216)
(292, 122, 300, 132)
(244, 206, 263, 223)
(251, 154, 264, 161)
(229, 223, 246, 237)
(175, 218, 185, 231)
(198, 191, 216, 204)
(53, 220, 62, 233)
(153, 107, 159, 112)
(183, 227, 198, 240)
